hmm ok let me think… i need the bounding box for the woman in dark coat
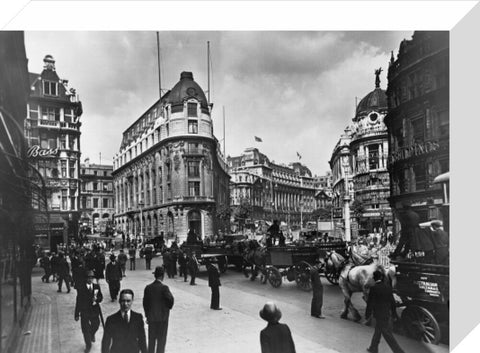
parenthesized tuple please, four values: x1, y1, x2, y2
(310, 265, 325, 318)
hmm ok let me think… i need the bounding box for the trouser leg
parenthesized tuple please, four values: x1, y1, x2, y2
(369, 323, 382, 351)
(80, 316, 92, 347)
(211, 286, 220, 308)
(148, 323, 157, 353)
(381, 324, 405, 353)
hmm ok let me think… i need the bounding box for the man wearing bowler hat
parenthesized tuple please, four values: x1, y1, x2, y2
(143, 266, 174, 353)
(259, 302, 296, 353)
(75, 270, 103, 353)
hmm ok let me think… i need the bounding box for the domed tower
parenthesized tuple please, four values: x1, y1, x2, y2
(349, 69, 392, 236)
(113, 72, 230, 243)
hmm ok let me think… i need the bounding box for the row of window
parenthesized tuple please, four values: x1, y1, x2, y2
(81, 169, 111, 177)
(27, 132, 78, 151)
(81, 197, 112, 209)
(29, 103, 76, 123)
(81, 181, 113, 192)
(35, 159, 77, 179)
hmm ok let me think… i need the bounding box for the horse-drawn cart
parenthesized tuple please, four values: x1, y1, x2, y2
(264, 245, 320, 291)
(391, 260, 449, 345)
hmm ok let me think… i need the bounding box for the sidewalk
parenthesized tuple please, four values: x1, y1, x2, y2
(15, 260, 450, 353)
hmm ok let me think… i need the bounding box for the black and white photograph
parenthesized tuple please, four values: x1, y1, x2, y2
(0, 1, 478, 353)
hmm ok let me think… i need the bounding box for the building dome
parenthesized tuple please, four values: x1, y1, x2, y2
(166, 71, 208, 107)
(355, 87, 387, 116)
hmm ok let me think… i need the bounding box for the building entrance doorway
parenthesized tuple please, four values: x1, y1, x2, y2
(188, 210, 202, 239)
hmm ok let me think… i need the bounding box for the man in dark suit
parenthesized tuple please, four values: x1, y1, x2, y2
(187, 253, 199, 285)
(365, 270, 405, 353)
(105, 254, 123, 301)
(259, 302, 296, 353)
(102, 289, 147, 353)
(56, 252, 71, 293)
(206, 260, 222, 310)
(143, 266, 174, 353)
(75, 270, 103, 353)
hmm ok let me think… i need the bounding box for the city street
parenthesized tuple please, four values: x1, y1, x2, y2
(15, 256, 448, 353)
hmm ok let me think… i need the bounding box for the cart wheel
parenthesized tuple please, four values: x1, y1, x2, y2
(267, 267, 282, 288)
(324, 263, 339, 285)
(294, 261, 312, 291)
(401, 305, 441, 344)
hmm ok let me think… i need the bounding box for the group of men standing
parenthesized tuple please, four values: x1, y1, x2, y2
(75, 264, 174, 353)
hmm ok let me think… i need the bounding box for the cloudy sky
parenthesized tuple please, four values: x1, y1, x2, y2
(24, 31, 412, 175)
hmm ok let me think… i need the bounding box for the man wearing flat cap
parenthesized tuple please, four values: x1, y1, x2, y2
(259, 302, 296, 353)
(143, 266, 174, 353)
(75, 270, 103, 353)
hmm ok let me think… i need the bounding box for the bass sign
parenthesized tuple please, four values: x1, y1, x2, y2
(27, 145, 59, 158)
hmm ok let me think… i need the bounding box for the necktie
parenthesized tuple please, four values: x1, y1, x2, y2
(123, 313, 128, 324)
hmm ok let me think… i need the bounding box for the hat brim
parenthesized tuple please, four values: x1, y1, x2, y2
(259, 307, 282, 323)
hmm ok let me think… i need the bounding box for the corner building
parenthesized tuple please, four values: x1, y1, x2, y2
(24, 55, 83, 249)
(113, 72, 230, 243)
(386, 32, 449, 228)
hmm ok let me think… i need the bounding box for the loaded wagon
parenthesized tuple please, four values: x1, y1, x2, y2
(391, 260, 449, 345)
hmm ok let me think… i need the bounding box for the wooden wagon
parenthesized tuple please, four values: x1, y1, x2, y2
(391, 260, 449, 345)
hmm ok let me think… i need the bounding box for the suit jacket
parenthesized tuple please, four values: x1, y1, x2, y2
(75, 282, 103, 318)
(101, 310, 147, 353)
(260, 322, 296, 353)
(143, 280, 174, 323)
(105, 262, 123, 282)
(207, 265, 221, 287)
(365, 281, 396, 322)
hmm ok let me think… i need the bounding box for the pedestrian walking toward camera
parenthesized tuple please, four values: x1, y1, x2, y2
(259, 302, 296, 353)
(143, 266, 174, 353)
(94, 249, 106, 284)
(178, 251, 188, 282)
(57, 252, 71, 293)
(310, 265, 325, 318)
(365, 270, 405, 353)
(102, 289, 147, 353)
(40, 252, 51, 283)
(144, 246, 153, 270)
(50, 252, 59, 282)
(187, 253, 199, 285)
(129, 245, 137, 271)
(75, 271, 103, 353)
(105, 254, 123, 302)
(117, 249, 128, 277)
(206, 260, 222, 310)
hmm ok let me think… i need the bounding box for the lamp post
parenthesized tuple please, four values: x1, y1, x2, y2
(138, 200, 144, 245)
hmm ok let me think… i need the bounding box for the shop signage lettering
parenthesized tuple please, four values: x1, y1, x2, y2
(414, 280, 440, 297)
(389, 141, 440, 163)
(27, 145, 59, 158)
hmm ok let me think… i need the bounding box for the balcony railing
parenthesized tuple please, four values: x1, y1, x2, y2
(36, 119, 79, 130)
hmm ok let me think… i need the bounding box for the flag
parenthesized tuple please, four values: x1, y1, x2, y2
(254, 136, 263, 142)
(296, 152, 302, 160)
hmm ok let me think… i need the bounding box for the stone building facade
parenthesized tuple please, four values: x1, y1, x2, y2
(386, 31, 449, 228)
(228, 148, 317, 229)
(112, 72, 230, 243)
(79, 161, 114, 234)
(24, 55, 83, 249)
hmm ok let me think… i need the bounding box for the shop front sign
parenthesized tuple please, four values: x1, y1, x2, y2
(27, 145, 59, 158)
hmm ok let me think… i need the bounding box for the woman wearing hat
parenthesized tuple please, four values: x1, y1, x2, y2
(259, 302, 296, 353)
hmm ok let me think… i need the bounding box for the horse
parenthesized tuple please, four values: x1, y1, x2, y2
(327, 250, 394, 323)
(241, 239, 268, 282)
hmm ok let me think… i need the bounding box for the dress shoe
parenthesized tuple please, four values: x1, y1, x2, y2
(67, 289, 70, 293)
(366, 347, 377, 353)
(212, 307, 223, 310)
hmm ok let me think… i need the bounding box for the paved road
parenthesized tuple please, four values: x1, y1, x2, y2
(15, 257, 449, 353)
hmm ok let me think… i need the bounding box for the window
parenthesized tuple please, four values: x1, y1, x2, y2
(93, 198, 99, 208)
(60, 135, 67, 149)
(103, 183, 108, 191)
(42, 107, 60, 121)
(188, 120, 198, 134)
(69, 137, 76, 150)
(103, 198, 109, 208)
(81, 197, 87, 209)
(61, 190, 68, 210)
(29, 103, 40, 119)
(93, 182, 98, 191)
(64, 108, 74, 123)
(411, 117, 425, 144)
(368, 144, 379, 170)
(437, 110, 449, 138)
(188, 181, 201, 196)
(69, 160, 76, 178)
(94, 170, 98, 176)
(104, 171, 108, 177)
(413, 163, 426, 191)
(48, 138, 57, 149)
(61, 160, 67, 178)
(187, 103, 198, 117)
(188, 161, 200, 178)
(43, 80, 58, 96)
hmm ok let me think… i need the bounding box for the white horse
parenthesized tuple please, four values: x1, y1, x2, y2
(328, 251, 395, 322)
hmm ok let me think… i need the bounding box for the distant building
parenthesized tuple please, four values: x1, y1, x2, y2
(113, 72, 230, 243)
(79, 161, 114, 234)
(228, 148, 317, 229)
(386, 31, 449, 228)
(24, 55, 83, 249)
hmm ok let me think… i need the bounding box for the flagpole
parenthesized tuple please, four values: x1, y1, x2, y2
(157, 32, 162, 98)
(223, 106, 226, 156)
